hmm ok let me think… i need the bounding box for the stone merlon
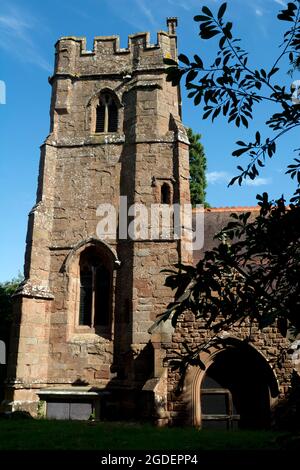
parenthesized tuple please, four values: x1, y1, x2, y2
(52, 21, 177, 78)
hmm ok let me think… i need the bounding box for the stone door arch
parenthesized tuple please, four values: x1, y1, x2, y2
(188, 339, 279, 429)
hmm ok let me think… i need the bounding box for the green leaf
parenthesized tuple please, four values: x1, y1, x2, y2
(218, 3, 227, 21)
(241, 115, 248, 128)
(267, 145, 274, 158)
(194, 15, 212, 22)
(287, 2, 297, 12)
(186, 69, 198, 82)
(232, 147, 249, 157)
(223, 101, 230, 115)
(201, 29, 220, 40)
(194, 92, 202, 106)
(194, 55, 204, 68)
(203, 108, 213, 119)
(268, 67, 279, 79)
(219, 36, 226, 49)
(223, 22, 233, 39)
(166, 69, 184, 86)
(260, 69, 267, 79)
(212, 107, 221, 121)
(202, 6, 213, 17)
(163, 58, 178, 66)
(178, 54, 190, 65)
(277, 13, 294, 21)
(228, 176, 239, 186)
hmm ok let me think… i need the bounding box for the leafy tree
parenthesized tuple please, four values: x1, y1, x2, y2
(152, 2, 300, 349)
(0, 275, 23, 325)
(165, 1, 300, 192)
(188, 128, 209, 207)
(160, 196, 300, 338)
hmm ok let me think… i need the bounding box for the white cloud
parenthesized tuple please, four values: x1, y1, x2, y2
(207, 171, 271, 187)
(274, 0, 286, 6)
(245, 177, 271, 187)
(0, 6, 51, 71)
(167, 0, 191, 10)
(207, 171, 231, 184)
(102, 0, 161, 33)
(135, 0, 159, 29)
(0, 14, 28, 32)
(255, 8, 263, 17)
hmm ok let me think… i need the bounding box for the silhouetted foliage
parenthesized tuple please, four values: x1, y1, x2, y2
(155, 195, 300, 336)
(0, 275, 23, 325)
(165, 1, 300, 191)
(152, 2, 300, 355)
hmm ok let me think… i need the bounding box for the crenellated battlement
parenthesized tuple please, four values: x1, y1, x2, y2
(55, 31, 168, 55)
(53, 20, 178, 78)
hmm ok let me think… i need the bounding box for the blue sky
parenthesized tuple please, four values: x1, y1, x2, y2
(0, 0, 298, 281)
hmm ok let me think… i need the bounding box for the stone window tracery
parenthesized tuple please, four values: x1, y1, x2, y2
(95, 92, 118, 133)
(79, 247, 111, 329)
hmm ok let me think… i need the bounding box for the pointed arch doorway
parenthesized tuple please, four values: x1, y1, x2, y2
(191, 340, 279, 429)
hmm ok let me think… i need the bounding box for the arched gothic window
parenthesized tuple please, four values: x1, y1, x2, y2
(95, 92, 118, 133)
(79, 247, 111, 329)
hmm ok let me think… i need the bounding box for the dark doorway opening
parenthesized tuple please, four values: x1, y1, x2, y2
(201, 345, 277, 430)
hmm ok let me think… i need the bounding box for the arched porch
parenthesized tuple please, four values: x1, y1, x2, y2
(187, 338, 279, 429)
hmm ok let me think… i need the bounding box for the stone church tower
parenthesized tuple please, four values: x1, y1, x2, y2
(5, 19, 192, 420)
(5, 19, 296, 427)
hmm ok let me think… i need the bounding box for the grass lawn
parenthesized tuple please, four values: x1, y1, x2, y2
(0, 419, 287, 450)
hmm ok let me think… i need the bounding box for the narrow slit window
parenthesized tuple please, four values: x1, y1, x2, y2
(161, 183, 171, 204)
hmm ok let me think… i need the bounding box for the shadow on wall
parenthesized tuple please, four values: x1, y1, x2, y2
(274, 371, 300, 431)
(40, 341, 155, 422)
